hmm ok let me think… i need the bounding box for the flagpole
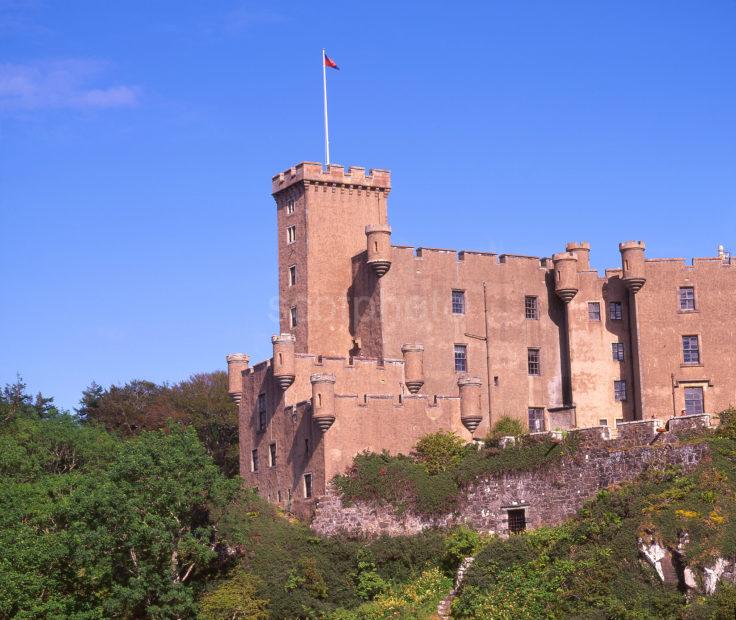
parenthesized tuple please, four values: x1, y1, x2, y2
(322, 48, 330, 166)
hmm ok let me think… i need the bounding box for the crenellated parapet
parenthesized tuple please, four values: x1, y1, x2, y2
(272, 162, 391, 196)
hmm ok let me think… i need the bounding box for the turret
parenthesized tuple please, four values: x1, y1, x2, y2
(365, 224, 392, 277)
(225, 353, 249, 404)
(552, 252, 579, 303)
(271, 333, 296, 390)
(311, 373, 336, 432)
(565, 241, 591, 271)
(458, 376, 483, 434)
(401, 344, 425, 394)
(619, 241, 646, 293)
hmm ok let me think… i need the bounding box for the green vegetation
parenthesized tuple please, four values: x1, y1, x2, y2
(487, 415, 525, 440)
(334, 432, 569, 516)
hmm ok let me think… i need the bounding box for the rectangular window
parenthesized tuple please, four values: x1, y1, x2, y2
(684, 387, 704, 415)
(609, 301, 623, 321)
(683, 335, 700, 364)
(452, 290, 465, 314)
(305, 438, 309, 457)
(454, 344, 467, 372)
(507, 508, 526, 534)
(257, 393, 266, 431)
(679, 286, 695, 311)
(525, 296, 539, 320)
(290, 305, 298, 328)
(287, 225, 296, 244)
(599, 419, 608, 427)
(527, 348, 540, 376)
(251, 449, 258, 472)
(304, 473, 313, 498)
(614, 380, 627, 402)
(612, 342, 625, 362)
(588, 302, 601, 321)
(286, 198, 295, 215)
(288, 265, 296, 286)
(528, 408, 545, 432)
(269, 443, 277, 467)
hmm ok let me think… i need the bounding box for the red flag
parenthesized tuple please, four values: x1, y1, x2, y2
(324, 53, 339, 70)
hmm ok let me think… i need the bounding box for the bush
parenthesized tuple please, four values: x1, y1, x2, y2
(717, 406, 736, 440)
(487, 416, 525, 441)
(199, 571, 269, 620)
(412, 431, 467, 475)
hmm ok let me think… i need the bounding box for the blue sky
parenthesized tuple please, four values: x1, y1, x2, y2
(1, 1, 734, 411)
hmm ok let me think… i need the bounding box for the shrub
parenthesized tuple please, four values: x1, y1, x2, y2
(412, 431, 466, 475)
(487, 416, 524, 441)
(717, 406, 736, 440)
(199, 571, 269, 620)
(443, 526, 489, 572)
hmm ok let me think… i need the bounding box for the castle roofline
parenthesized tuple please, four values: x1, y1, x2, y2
(272, 161, 391, 195)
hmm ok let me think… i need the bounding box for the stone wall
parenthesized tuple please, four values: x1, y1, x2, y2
(311, 416, 712, 538)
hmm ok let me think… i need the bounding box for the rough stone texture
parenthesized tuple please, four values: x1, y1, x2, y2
(311, 424, 711, 538)
(231, 161, 736, 513)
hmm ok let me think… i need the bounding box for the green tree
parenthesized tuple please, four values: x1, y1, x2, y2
(412, 431, 467, 475)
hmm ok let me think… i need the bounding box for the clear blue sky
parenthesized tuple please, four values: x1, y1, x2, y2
(1, 1, 734, 411)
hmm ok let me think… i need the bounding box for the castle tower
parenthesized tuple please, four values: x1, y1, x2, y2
(272, 163, 391, 356)
(401, 344, 425, 394)
(225, 353, 249, 404)
(552, 252, 580, 303)
(565, 241, 591, 271)
(366, 224, 392, 277)
(619, 241, 646, 293)
(458, 376, 483, 434)
(311, 373, 336, 432)
(271, 333, 296, 390)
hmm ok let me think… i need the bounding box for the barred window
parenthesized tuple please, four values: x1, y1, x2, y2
(588, 302, 601, 321)
(614, 380, 627, 402)
(527, 348, 541, 376)
(684, 387, 704, 415)
(679, 287, 695, 311)
(251, 449, 258, 472)
(452, 290, 465, 314)
(454, 344, 467, 372)
(682, 335, 700, 364)
(269, 443, 277, 467)
(257, 393, 266, 431)
(507, 508, 526, 534)
(525, 296, 539, 320)
(528, 407, 545, 432)
(609, 301, 623, 321)
(612, 342, 625, 362)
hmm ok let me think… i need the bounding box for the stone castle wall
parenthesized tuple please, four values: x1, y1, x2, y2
(311, 415, 712, 538)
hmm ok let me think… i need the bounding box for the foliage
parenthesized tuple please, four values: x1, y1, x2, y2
(329, 568, 451, 620)
(717, 406, 736, 440)
(412, 430, 466, 475)
(78, 372, 239, 476)
(487, 415, 525, 440)
(443, 526, 489, 572)
(199, 571, 269, 620)
(334, 436, 565, 516)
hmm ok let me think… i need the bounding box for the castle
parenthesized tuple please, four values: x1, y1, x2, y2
(226, 162, 735, 515)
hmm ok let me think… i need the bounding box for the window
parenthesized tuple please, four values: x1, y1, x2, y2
(614, 380, 627, 402)
(287, 225, 296, 244)
(454, 344, 467, 372)
(257, 393, 266, 431)
(286, 198, 295, 215)
(507, 508, 526, 534)
(277, 490, 282, 502)
(251, 449, 258, 472)
(684, 387, 704, 415)
(288, 265, 296, 286)
(612, 342, 625, 362)
(609, 301, 623, 321)
(525, 296, 539, 320)
(679, 286, 695, 311)
(527, 348, 540, 376)
(269, 443, 277, 467)
(599, 419, 608, 427)
(305, 438, 309, 457)
(304, 473, 313, 498)
(290, 305, 298, 328)
(452, 290, 465, 314)
(528, 408, 545, 432)
(588, 302, 601, 321)
(683, 336, 700, 365)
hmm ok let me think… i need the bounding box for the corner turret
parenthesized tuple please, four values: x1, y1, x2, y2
(272, 334, 296, 390)
(225, 353, 249, 404)
(619, 241, 646, 293)
(565, 241, 591, 271)
(311, 373, 336, 432)
(401, 344, 425, 394)
(366, 224, 392, 277)
(552, 252, 579, 303)
(458, 376, 483, 434)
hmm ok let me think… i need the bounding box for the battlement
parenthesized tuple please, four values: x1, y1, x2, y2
(272, 162, 391, 195)
(390, 244, 549, 268)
